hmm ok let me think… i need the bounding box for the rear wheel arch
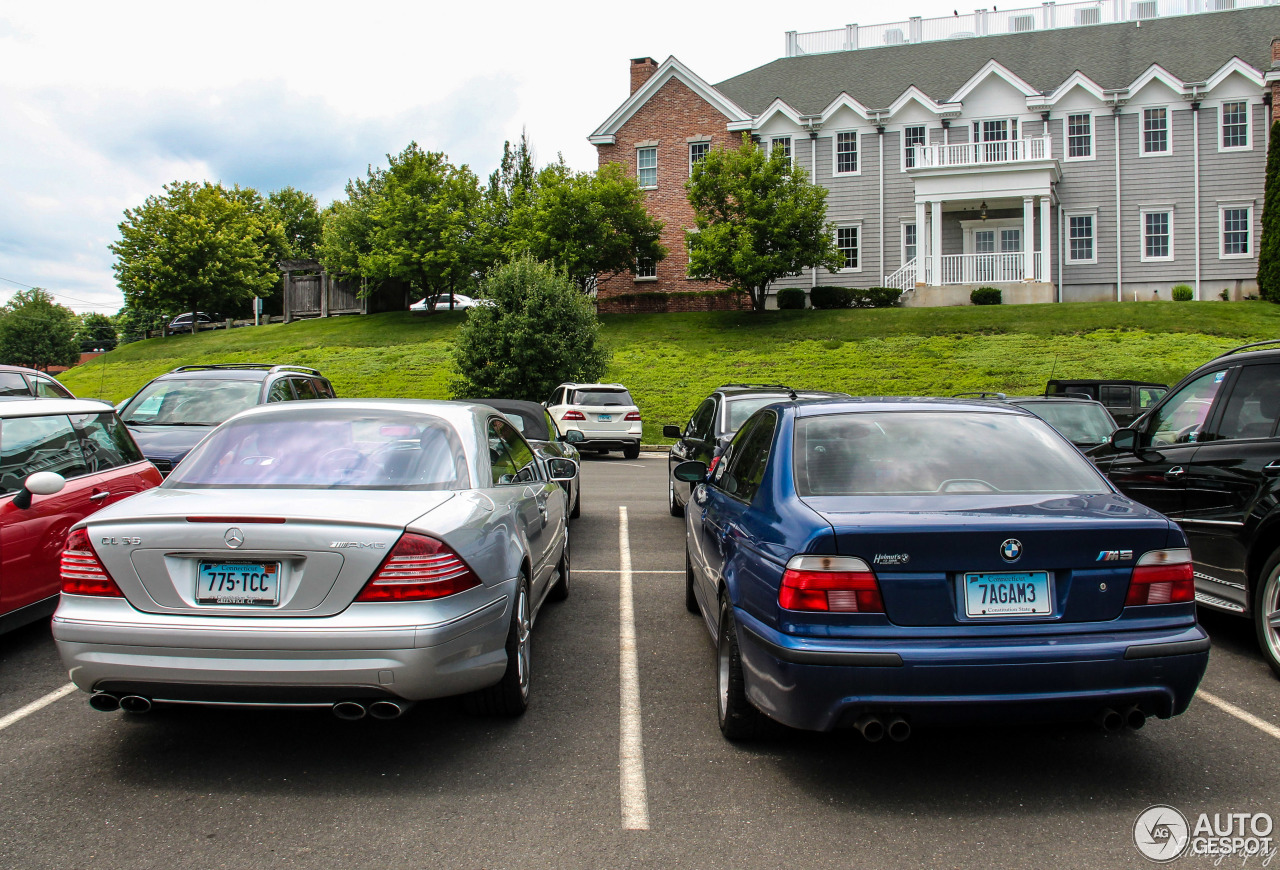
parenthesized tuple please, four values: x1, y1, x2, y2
(1246, 514, 1280, 600)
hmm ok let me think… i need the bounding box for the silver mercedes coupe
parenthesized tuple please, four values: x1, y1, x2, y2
(52, 400, 573, 720)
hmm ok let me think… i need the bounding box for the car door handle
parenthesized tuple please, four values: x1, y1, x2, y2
(1265, 461, 1280, 473)
(89, 491, 110, 502)
(1165, 466, 1186, 479)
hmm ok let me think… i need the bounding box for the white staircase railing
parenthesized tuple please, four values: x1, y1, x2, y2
(885, 258, 919, 290)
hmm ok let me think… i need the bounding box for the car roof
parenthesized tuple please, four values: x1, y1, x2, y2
(468, 398, 545, 415)
(791, 396, 1033, 418)
(0, 398, 119, 419)
(0, 364, 47, 376)
(720, 387, 848, 400)
(1047, 379, 1166, 387)
(1005, 395, 1106, 405)
(153, 364, 324, 382)
(559, 382, 628, 390)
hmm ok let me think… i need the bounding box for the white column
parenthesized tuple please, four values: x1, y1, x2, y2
(915, 200, 927, 285)
(1023, 196, 1035, 280)
(1039, 194, 1051, 283)
(930, 200, 943, 286)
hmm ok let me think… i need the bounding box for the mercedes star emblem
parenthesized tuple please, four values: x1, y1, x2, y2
(224, 528, 245, 549)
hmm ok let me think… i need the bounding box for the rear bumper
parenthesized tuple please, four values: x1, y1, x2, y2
(735, 608, 1210, 732)
(52, 583, 515, 704)
(561, 423, 642, 449)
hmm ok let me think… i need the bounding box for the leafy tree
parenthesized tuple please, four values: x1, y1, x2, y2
(482, 133, 537, 244)
(266, 186, 323, 261)
(110, 181, 284, 328)
(318, 165, 386, 279)
(77, 312, 117, 352)
(450, 257, 609, 400)
(114, 303, 167, 344)
(508, 160, 665, 289)
(686, 135, 842, 312)
(0, 289, 80, 370)
(1259, 119, 1280, 302)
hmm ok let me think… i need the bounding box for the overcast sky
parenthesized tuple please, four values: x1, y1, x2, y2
(0, 0, 963, 314)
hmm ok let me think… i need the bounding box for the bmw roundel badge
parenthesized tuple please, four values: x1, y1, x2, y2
(1000, 538, 1022, 562)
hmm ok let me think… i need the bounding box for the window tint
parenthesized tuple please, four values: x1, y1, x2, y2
(0, 414, 89, 493)
(543, 410, 561, 439)
(793, 411, 1106, 496)
(1146, 370, 1227, 446)
(726, 397, 782, 433)
(292, 378, 320, 400)
(571, 389, 633, 406)
(489, 418, 538, 484)
(1100, 385, 1131, 408)
(1214, 365, 1280, 441)
(722, 411, 777, 502)
(32, 376, 73, 398)
(122, 379, 261, 425)
(1014, 402, 1115, 447)
(0, 372, 31, 397)
(267, 380, 295, 402)
(1139, 387, 1167, 409)
(71, 413, 143, 472)
(687, 399, 715, 440)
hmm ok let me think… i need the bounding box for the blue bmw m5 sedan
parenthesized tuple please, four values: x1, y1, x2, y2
(673, 397, 1209, 741)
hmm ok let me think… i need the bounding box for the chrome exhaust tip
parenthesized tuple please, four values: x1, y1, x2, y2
(118, 695, 152, 714)
(1124, 705, 1147, 730)
(367, 700, 409, 720)
(1095, 707, 1123, 732)
(886, 715, 912, 742)
(332, 701, 367, 721)
(854, 714, 885, 743)
(88, 692, 120, 712)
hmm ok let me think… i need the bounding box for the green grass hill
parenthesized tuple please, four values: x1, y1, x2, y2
(60, 302, 1280, 444)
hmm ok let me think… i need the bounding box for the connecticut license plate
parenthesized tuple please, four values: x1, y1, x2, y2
(196, 562, 280, 605)
(597, 414, 612, 422)
(962, 571, 1051, 618)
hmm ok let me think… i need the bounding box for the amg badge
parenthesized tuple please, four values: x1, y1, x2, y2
(328, 542, 388, 550)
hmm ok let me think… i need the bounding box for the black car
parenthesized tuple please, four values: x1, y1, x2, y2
(467, 397, 584, 519)
(0, 365, 76, 400)
(168, 312, 217, 333)
(957, 393, 1118, 451)
(663, 384, 848, 517)
(117, 364, 336, 475)
(1090, 340, 1280, 678)
(1046, 379, 1167, 426)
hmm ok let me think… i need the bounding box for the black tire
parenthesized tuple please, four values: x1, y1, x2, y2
(548, 530, 570, 602)
(685, 547, 699, 614)
(570, 483, 581, 519)
(716, 598, 771, 740)
(669, 475, 685, 518)
(623, 443, 641, 460)
(1254, 549, 1280, 680)
(465, 577, 531, 716)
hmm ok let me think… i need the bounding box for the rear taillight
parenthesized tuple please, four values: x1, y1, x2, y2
(561, 410, 586, 421)
(624, 411, 642, 421)
(779, 555, 884, 613)
(1125, 548, 1195, 606)
(60, 529, 123, 597)
(356, 533, 481, 602)
(709, 455, 722, 474)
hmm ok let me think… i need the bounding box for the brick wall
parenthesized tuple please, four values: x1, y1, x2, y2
(595, 70, 746, 310)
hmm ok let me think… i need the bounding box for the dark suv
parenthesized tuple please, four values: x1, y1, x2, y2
(663, 384, 847, 516)
(117, 364, 336, 475)
(1090, 340, 1280, 678)
(1046, 379, 1167, 426)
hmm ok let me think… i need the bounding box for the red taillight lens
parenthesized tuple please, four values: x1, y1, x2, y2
(1125, 548, 1195, 606)
(561, 410, 586, 421)
(624, 411, 642, 421)
(60, 529, 123, 597)
(356, 533, 481, 602)
(779, 556, 884, 613)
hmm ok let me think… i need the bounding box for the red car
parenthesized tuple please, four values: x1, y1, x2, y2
(1, 399, 162, 634)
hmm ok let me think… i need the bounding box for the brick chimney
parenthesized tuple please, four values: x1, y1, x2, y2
(630, 57, 659, 94)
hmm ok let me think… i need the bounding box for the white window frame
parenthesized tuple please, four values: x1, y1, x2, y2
(836, 223, 863, 272)
(1218, 101, 1251, 152)
(1218, 203, 1253, 260)
(1139, 107, 1172, 157)
(636, 146, 657, 189)
(634, 256, 657, 281)
(1139, 206, 1175, 262)
(900, 125, 929, 172)
(1065, 210, 1098, 264)
(770, 136, 793, 164)
(688, 140, 710, 175)
(900, 221, 918, 266)
(833, 130, 861, 176)
(1064, 112, 1095, 162)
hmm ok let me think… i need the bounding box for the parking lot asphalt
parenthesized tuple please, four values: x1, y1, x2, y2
(0, 454, 1277, 869)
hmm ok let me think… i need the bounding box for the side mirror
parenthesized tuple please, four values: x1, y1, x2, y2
(1110, 428, 1138, 452)
(673, 460, 708, 482)
(562, 430, 585, 444)
(662, 425, 683, 439)
(547, 458, 578, 482)
(11, 471, 66, 510)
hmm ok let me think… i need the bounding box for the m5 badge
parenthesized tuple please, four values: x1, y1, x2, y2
(1097, 550, 1134, 561)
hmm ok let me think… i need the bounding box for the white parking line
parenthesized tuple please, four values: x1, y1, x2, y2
(618, 506, 651, 831)
(0, 683, 77, 733)
(1197, 690, 1280, 740)
(578, 569, 682, 575)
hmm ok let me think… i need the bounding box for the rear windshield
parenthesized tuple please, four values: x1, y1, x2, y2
(793, 411, 1108, 496)
(122, 379, 260, 426)
(726, 397, 782, 433)
(571, 389, 633, 407)
(1013, 401, 1115, 447)
(166, 409, 470, 491)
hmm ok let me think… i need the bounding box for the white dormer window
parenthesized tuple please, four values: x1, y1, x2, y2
(1221, 102, 1250, 151)
(771, 137, 792, 162)
(835, 132, 859, 174)
(1142, 108, 1170, 156)
(1066, 113, 1093, 160)
(902, 126, 926, 170)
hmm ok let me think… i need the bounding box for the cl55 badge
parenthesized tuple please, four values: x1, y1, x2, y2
(100, 536, 141, 546)
(1097, 550, 1134, 561)
(329, 542, 388, 550)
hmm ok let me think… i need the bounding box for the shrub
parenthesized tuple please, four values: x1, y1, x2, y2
(776, 288, 807, 309)
(852, 287, 902, 308)
(1171, 284, 1194, 302)
(810, 286, 854, 309)
(1220, 289, 1231, 301)
(970, 286, 1002, 306)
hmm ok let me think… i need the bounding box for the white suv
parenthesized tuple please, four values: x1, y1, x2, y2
(545, 383, 642, 459)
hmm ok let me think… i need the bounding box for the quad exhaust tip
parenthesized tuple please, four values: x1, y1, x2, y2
(118, 695, 152, 714)
(854, 714, 886, 743)
(367, 700, 409, 720)
(886, 715, 912, 742)
(88, 692, 120, 712)
(332, 701, 367, 721)
(1124, 705, 1147, 730)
